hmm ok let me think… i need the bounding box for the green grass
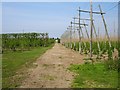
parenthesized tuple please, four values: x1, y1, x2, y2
(68, 63, 118, 88)
(2, 44, 54, 88)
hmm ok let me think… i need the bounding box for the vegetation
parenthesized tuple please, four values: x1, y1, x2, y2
(2, 32, 55, 88)
(2, 33, 55, 52)
(68, 62, 118, 88)
(60, 3, 119, 88)
(65, 40, 119, 88)
(64, 40, 118, 59)
(2, 44, 54, 88)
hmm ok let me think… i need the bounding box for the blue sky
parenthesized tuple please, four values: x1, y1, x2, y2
(2, 2, 118, 38)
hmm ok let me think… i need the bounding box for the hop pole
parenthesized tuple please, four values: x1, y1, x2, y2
(90, 0, 93, 60)
(99, 5, 112, 48)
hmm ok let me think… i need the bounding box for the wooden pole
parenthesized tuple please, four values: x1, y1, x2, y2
(93, 22, 101, 52)
(83, 20, 90, 39)
(98, 25, 99, 40)
(73, 18, 76, 49)
(78, 7, 82, 53)
(90, 0, 93, 59)
(99, 5, 112, 48)
(70, 22, 72, 49)
(80, 27, 87, 49)
(77, 29, 81, 52)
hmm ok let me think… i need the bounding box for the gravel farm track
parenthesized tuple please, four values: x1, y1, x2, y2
(20, 43, 84, 88)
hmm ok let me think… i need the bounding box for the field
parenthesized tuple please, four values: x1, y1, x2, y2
(2, 43, 54, 88)
(68, 63, 118, 88)
(63, 40, 118, 59)
(2, 2, 119, 89)
(1, 32, 119, 88)
(1, 33, 55, 88)
(62, 40, 119, 88)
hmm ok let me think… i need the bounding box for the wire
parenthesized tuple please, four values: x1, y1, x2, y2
(105, 2, 120, 13)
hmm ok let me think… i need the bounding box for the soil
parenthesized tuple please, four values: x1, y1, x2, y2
(20, 43, 84, 88)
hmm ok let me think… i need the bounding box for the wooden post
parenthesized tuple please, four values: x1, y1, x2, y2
(80, 27, 87, 49)
(83, 20, 90, 39)
(83, 20, 90, 53)
(98, 25, 99, 40)
(99, 5, 112, 48)
(77, 29, 81, 53)
(70, 22, 72, 49)
(93, 22, 101, 52)
(78, 7, 82, 53)
(73, 18, 76, 50)
(90, 0, 93, 59)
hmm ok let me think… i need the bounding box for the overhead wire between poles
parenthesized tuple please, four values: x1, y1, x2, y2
(105, 2, 120, 13)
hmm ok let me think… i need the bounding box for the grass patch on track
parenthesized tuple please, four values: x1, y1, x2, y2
(2, 44, 54, 88)
(68, 63, 118, 88)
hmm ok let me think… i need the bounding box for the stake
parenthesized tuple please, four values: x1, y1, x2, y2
(92, 22, 101, 52)
(77, 29, 81, 53)
(90, 0, 93, 59)
(98, 25, 99, 40)
(78, 7, 82, 53)
(73, 17, 76, 50)
(70, 22, 72, 49)
(80, 27, 87, 49)
(83, 20, 90, 39)
(99, 5, 112, 48)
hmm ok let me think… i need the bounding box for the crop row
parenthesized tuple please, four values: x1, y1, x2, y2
(2, 33, 55, 52)
(63, 41, 118, 59)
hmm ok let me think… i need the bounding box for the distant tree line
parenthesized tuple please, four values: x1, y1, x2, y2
(2, 33, 55, 52)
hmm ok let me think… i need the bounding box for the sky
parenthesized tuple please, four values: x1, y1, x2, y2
(2, 2, 118, 38)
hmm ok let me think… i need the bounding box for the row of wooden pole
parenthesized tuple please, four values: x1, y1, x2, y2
(61, 1, 112, 59)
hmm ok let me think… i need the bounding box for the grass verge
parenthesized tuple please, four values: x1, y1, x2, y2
(2, 44, 54, 88)
(68, 63, 118, 88)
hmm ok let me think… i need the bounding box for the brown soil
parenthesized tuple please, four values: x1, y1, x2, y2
(20, 43, 84, 88)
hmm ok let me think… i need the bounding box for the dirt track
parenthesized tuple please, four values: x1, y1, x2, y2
(20, 43, 84, 88)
